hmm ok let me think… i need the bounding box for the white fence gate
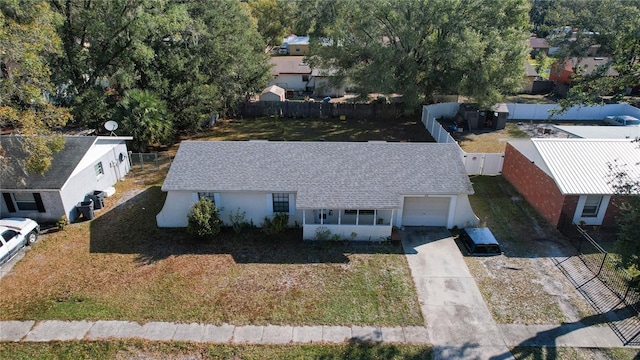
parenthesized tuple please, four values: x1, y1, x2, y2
(421, 103, 504, 175)
(463, 153, 505, 176)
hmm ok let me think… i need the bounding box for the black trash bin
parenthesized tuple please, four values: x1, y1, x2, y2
(88, 190, 105, 210)
(76, 199, 94, 220)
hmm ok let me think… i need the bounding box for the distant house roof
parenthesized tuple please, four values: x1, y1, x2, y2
(283, 35, 309, 46)
(269, 56, 311, 75)
(567, 57, 618, 77)
(528, 37, 550, 49)
(161, 141, 473, 209)
(553, 125, 640, 139)
(260, 85, 285, 97)
(508, 138, 640, 195)
(1, 135, 96, 190)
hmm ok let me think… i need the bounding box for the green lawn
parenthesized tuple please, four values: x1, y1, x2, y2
(0, 341, 433, 360)
(0, 170, 422, 326)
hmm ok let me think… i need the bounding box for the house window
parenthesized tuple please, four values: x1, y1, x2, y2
(344, 209, 375, 215)
(94, 162, 104, 177)
(198, 192, 216, 205)
(581, 195, 603, 217)
(3, 192, 45, 213)
(295, 47, 300, 52)
(302, 75, 309, 82)
(272, 193, 289, 213)
(13, 193, 38, 211)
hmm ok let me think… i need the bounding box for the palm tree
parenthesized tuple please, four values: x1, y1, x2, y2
(117, 89, 172, 152)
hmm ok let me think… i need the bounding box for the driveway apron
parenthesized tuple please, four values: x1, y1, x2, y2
(402, 227, 514, 359)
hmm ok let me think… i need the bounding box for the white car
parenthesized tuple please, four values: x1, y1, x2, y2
(603, 115, 640, 126)
(0, 218, 40, 265)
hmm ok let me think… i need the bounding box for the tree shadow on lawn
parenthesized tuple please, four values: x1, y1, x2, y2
(89, 186, 403, 265)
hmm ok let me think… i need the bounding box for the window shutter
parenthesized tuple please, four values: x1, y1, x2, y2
(34, 193, 46, 212)
(2, 193, 16, 212)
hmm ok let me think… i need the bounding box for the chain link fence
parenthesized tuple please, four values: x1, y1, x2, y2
(128, 152, 172, 170)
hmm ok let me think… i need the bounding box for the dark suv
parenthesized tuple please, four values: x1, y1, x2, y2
(458, 227, 502, 256)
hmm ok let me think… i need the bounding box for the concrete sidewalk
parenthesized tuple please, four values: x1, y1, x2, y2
(0, 320, 429, 344)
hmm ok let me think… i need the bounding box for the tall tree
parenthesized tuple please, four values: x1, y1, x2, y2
(307, 0, 530, 109)
(608, 144, 640, 279)
(117, 89, 171, 152)
(50, 0, 271, 134)
(0, 0, 70, 174)
(245, 0, 296, 47)
(542, 0, 640, 109)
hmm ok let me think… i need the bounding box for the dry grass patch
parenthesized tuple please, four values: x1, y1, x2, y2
(0, 171, 422, 326)
(456, 123, 529, 153)
(464, 176, 600, 325)
(0, 340, 433, 359)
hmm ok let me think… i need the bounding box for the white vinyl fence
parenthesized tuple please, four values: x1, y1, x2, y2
(422, 103, 504, 176)
(507, 103, 640, 121)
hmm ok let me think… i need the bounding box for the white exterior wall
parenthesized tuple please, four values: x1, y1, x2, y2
(156, 191, 193, 227)
(268, 74, 309, 91)
(303, 224, 392, 241)
(451, 194, 480, 228)
(156, 191, 302, 228)
(61, 141, 130, 221)
(312, 77, 346, 97)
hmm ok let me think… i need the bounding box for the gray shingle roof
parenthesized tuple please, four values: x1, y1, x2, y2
(0, 135, 97, 190)
(162, 141, 474, 209)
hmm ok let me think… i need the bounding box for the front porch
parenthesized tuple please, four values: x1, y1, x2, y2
(301, 209, 396, 241)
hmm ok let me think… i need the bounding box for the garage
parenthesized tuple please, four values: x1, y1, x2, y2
(402, 196, 450, 226)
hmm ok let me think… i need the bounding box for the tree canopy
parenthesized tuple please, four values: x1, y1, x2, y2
(306, 0, 530, 109)
(534, 0, 640, 109)
(0, 0, 69, 174)
(50, 0, 271, 134)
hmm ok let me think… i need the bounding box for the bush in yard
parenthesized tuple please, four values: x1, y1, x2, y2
(187, 198, 221, 239)
(229, 208, 254, 240)
(261, 212, 289, 236)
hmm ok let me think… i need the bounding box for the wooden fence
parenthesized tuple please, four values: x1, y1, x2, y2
(238, 101, 406, 120)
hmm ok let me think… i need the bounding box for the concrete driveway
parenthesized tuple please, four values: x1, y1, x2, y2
(401, 227, 514, 359)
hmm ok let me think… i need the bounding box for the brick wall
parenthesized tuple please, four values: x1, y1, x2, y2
(503, 143, 566, 227)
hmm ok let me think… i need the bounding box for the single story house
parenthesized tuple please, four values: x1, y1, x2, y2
(1, 135, 132, 223)
(528, 36, 550, 57)
(156, 141, 479, 240)
(259, 85, 286, 102)
(268, 56, 312, 93)
(502, 138, 640, 229)
(550, 57, 618, 85)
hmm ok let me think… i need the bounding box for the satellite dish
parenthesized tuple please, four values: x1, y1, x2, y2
(104, 121, 118, 136)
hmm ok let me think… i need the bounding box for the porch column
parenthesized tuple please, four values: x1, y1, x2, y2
(302, 209, 306, 225)
(338, 209, 341, 225)
(374, 210, 377, 225)
(320, 209, 324, 225)
(390, 209, 394, 227)
(356, 210, 359, 225)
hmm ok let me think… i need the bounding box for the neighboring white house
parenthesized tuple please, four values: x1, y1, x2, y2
(310, 68, 346, 97)
(268, 56, 311, 92)
(259, 85, 286, 102)
(1, 135, 132, 223)
(156, 141, 479, 240)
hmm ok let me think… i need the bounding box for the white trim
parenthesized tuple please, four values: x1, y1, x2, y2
(573, 195, 611, 226)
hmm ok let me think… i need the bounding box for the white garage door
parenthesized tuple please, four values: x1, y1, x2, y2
(402, 197, 450, 226)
